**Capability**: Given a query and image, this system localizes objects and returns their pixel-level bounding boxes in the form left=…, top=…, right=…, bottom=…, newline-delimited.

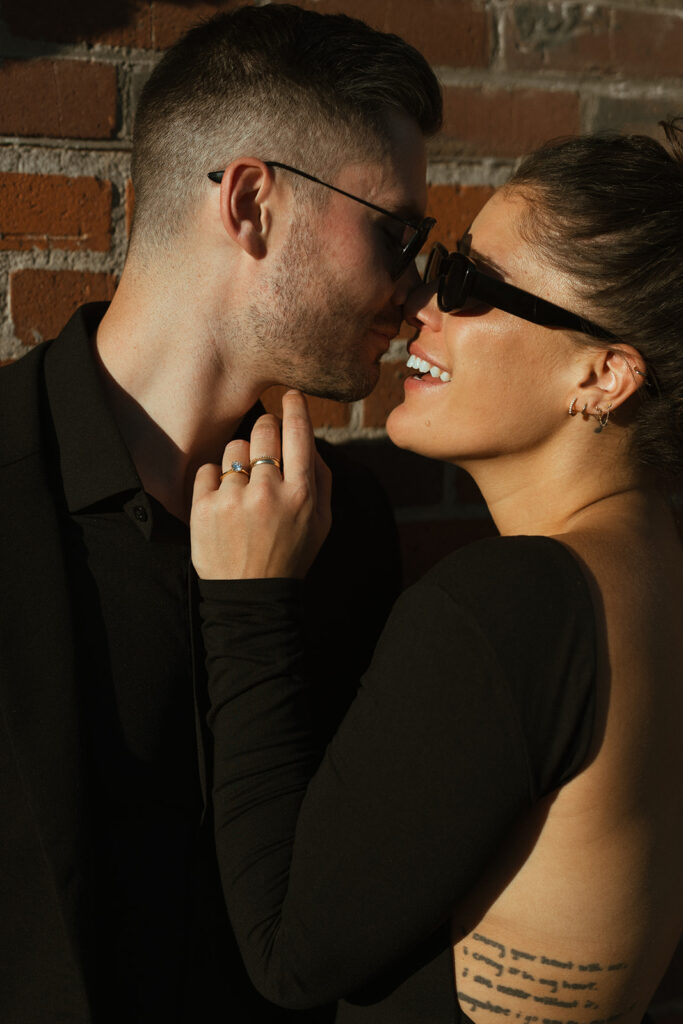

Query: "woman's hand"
left=191, top=390, right=332, bottom=580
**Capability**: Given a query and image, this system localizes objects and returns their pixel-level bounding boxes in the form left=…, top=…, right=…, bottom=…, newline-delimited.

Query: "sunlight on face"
left=386, top=189, right=586, bottom=466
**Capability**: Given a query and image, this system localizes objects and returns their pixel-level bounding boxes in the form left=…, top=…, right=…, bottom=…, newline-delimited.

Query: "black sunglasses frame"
left=208, top=161, right=435, bottom=280
left=425, top=242, right=617, bottom=342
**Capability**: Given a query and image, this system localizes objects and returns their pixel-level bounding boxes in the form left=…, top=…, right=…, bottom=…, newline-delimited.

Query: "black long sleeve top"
left=200, top=536, right=597, bottom=1021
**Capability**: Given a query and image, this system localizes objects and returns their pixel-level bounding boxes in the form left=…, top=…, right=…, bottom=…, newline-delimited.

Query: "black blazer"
left=0, top=313, right=402, bottom=1022
left=0, top=337, right=93, bottom=1020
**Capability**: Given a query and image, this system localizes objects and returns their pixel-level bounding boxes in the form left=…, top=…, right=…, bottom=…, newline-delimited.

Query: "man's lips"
left=370, top=323, right=401, bottom=342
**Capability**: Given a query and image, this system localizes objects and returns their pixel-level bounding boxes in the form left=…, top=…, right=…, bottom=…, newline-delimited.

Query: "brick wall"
left=0, top=0, right=681, bottom=1006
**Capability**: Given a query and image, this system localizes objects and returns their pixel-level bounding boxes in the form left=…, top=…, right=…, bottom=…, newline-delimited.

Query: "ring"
left=249, top=456, right=282, bottom=470
left=219, top=460, right=250, bottom=481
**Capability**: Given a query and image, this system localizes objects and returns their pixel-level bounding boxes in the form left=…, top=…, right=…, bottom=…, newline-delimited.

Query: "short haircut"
left=130, top=3, right=442, bottom=252
left=507, top=121, right=683, bottom=484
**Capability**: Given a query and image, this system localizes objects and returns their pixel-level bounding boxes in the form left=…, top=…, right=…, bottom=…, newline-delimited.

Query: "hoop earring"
left=593, top=402, right=612, bottom=434
left=568, top=397, right=578, bottom=416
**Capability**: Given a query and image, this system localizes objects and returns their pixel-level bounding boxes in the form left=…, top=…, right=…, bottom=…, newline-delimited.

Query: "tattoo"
left=511, top=948, right=537, bottom=962
left=510, top=968, right=537, bottom=982
left=473, top=933, right=507, bottom=958
left=498, top=986, right=531, bottom=1000
left=460, top=992, right=511, bottom=1015
left=473, top=952, right=504, bottom=978
left=460, top=933, right=632, bottom=1024
left=533, top=997, right=579, bottom=1009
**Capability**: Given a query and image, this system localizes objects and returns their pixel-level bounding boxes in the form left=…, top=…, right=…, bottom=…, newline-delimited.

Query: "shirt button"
left=133, top=505, right=148, bottom=522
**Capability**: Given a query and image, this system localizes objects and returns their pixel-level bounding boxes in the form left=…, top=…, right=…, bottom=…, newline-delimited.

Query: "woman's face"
left=386, top=188, right=589, bottom=465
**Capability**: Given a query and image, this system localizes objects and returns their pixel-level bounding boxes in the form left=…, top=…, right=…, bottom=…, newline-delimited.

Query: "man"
left=0, top=5, right=441, bottom=1021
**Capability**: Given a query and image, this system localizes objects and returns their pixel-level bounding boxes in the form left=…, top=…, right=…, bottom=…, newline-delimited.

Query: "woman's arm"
left=191, top=394, right=595, bottom=1009
left=200, top=572, right=532, bottom=1009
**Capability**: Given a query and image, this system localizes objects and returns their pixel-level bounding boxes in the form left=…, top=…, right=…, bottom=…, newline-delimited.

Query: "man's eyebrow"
left=381, top=201, right=424, bottom=223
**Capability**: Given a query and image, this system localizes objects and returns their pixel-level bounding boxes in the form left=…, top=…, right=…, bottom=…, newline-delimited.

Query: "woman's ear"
left=575, top=344, right=648, bottom=415
left=217, top=159, right=274, bottom=259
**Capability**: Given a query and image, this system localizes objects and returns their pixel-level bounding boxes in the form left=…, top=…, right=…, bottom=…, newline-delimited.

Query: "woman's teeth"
left=406, top=353, right=452, bottom=382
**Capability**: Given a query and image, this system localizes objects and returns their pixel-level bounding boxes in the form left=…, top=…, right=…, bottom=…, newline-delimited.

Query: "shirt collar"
left=44, top=303, right=142, bottom=514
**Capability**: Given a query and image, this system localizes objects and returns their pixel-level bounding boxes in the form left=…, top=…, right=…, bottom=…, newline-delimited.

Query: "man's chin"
left=299, top=364, right=380, bottom=404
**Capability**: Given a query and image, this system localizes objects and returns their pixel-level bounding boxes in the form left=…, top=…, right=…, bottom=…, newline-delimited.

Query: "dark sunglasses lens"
left=424, top=246, right=444, bottom=284
left=394, top=220, right=435, bottom=279
left=438, top=253, right=473, bottom=312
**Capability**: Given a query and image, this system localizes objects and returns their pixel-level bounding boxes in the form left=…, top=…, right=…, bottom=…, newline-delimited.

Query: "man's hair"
left=130, top=3, right=442, bottom=253
left=507, top=120, right=683, bottom=484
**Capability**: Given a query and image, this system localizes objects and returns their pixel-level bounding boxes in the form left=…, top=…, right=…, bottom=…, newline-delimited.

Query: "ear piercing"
left=593, top=403, right=613, bottom=433
left=569, top=398, right=589, bottom=416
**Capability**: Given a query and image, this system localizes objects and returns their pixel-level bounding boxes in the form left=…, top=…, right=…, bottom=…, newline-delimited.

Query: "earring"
left=568, top=397, right=578, bottom=416
left=593, top=403, right=612, bottom=433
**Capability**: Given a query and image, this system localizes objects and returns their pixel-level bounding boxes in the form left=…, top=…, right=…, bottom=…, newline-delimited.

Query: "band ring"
left=249, top=456, right=282, bottom=470
left=219, top=460, right=250, bottom=481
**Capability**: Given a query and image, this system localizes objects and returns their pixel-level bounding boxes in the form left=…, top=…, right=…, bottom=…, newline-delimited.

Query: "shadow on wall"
left=0, top=0, right=230, bottom=53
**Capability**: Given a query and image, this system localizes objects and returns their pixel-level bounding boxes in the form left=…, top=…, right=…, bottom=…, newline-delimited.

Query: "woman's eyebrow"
left=458, top=229, right=509, bottom=280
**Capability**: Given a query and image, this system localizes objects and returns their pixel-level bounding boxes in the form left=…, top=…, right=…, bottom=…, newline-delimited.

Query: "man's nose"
left=390, top=259, right=421, bottom=306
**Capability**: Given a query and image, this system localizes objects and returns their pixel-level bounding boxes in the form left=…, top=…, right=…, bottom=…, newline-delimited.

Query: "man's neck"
left=93, top=274, right=261, bottom=523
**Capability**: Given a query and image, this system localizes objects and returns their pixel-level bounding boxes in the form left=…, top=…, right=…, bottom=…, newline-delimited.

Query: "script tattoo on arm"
left=458, top=933, right=632, bottom=1024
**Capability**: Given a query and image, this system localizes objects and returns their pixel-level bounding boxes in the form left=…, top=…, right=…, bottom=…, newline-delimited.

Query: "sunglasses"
left=424, top=242, right=617, bottom=341
left=208, top=161, right=435, bottom=280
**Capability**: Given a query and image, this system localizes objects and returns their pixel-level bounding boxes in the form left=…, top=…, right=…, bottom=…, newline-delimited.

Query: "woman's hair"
left=130, top=4, right=442, bottom=254
left=506, top=121, right=683, bottom=484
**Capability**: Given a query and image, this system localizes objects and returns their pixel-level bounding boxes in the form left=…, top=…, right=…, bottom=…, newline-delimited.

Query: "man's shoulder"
left=0, top=342, right=52, bottom=468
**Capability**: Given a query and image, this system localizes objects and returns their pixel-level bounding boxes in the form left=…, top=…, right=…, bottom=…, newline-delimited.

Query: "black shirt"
left=40, top=305, right=402, bottom=1023
left=199, top=536, right=597, bottom=1022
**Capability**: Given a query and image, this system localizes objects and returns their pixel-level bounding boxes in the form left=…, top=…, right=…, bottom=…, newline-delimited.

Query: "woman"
left=191, top=126, right=683, bottom=1023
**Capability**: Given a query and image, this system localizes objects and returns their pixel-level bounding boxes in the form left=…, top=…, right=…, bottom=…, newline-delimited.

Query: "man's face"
left=244, top=115, right=428, bottom=402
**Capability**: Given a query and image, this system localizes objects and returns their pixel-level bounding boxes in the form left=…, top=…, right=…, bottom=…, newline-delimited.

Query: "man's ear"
left=575, top=344, right=648, bottom=415
left=217, top=158, right=274, bottom=259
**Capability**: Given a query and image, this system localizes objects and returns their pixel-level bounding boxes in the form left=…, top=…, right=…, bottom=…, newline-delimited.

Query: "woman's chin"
left=386, top=403, right=423, bottom=454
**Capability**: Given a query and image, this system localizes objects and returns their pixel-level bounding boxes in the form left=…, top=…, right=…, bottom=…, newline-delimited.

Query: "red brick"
left=260, top=385, right=351, bottom=429
left=0, top=173, right=111, bottom=252
left=426, top=184, right=496, bottom=251
left=591, top=97, right=678, bottom=139
left=505, top=4, right=683, bottom=79
left=10, top=270, right=117, bottom=347
left=126, top=180, right=135, bottom=239
left=504, top=4, right=612, bottom=74
left=150, top=2, right=245, bottom=50
left=362, top=359, right=411, bottom=428
left=612, top=8, right=683, bottom=79
left=0, top=60, right=117, bottom=140
left=0, top=0, right=153, bottom=47
left=434, top=86, right=580, bottom=160
left=275, top=0, right=492, bottom=67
